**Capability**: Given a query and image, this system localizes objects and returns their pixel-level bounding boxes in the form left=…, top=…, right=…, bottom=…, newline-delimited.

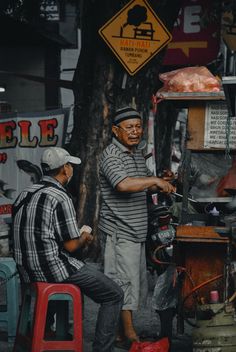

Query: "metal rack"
left=155, top=90, right=227, bottom=224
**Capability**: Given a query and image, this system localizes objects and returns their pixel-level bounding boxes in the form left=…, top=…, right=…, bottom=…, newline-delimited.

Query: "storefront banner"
left=0, top=108, right=69, bottom=220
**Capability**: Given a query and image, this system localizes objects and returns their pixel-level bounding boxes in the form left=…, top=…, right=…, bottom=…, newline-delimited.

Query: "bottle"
left=210, top=290, right=219, bottom=304
left=208, top=206, right=220, bottom=226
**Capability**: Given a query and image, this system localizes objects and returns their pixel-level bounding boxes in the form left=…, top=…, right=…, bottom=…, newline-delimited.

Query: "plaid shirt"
left=13, top=176, right=84, bottom=283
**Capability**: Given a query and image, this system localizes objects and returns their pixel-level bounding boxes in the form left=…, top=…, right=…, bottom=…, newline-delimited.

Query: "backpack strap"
left=12, top=183, right=49, bottom=218
left=12, top=181, right=70, bottom=218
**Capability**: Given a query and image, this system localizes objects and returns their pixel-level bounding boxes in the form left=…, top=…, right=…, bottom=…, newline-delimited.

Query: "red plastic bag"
left=158, top=66, right=221, bottom=93
left=129, top=338, right=169, bottom=352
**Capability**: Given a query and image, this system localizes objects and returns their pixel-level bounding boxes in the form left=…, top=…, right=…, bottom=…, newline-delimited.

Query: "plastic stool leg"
left=14, top=282, right=83, bottom=352
left=18, top=290, right=32, bottom=336
left=31, top=285, right=49, bottom=352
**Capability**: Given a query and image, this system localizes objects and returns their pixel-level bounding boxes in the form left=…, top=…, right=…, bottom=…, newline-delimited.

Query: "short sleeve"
left=101, top=153, right=128, bottom=188
left=54, top=197, right=80, bottom=242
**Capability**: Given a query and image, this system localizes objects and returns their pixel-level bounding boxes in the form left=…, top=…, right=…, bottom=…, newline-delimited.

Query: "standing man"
left=12, top=147, right=124, bottom=352
left=98, top=107, right=176, bottom=347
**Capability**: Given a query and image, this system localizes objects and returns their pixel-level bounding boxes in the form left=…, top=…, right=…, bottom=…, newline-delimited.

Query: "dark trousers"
left=64, top=264, right=124, bottom=352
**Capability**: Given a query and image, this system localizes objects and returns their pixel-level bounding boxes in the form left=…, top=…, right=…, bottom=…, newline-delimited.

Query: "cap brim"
left=68, top=156, right=81, bottom=165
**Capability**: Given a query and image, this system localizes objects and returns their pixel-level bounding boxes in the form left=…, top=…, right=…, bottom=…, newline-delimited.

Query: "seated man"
left=12, top=147, right=124, bottom=352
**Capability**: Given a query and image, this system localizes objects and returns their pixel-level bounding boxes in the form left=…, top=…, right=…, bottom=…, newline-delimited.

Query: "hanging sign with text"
left=0, top=109, right=69, bottom=220
left=204, top=102, right=236, bottom=149
left=163, top=0, right=220, bottom=66
left=99, top=0, right=172, bottom=75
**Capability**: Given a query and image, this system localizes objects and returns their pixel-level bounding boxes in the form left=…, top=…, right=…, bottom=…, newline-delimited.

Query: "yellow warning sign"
left=99, top=0, right=172, bottom=76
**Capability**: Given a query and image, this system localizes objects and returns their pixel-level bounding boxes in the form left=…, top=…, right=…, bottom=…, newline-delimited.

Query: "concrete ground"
left=0, top=264, right=193, bottom=352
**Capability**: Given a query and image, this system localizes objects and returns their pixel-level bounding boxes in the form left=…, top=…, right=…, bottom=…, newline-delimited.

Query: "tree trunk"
left=155, top=101, right=179, bottom=173
left=69, top=0, right=181, bottom=235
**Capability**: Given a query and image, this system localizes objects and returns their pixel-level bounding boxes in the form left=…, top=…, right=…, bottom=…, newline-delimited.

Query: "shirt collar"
left=42, top=175, right=65, bottom=190
left=112, top=137, right=137, bottom=154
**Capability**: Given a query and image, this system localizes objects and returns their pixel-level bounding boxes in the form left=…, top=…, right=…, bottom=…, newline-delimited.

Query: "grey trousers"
left=103, top=233, right=148, bottom=310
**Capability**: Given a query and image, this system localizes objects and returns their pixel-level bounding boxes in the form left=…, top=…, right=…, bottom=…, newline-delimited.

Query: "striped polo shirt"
left=99, top=138, right=152, bottom=242
left=13, top=176, right=84, bottom=283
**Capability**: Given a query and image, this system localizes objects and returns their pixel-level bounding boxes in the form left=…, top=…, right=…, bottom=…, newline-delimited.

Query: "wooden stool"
left=13, top=282, right=83, bottom=352
left=0, top=257, right=19, bottom=342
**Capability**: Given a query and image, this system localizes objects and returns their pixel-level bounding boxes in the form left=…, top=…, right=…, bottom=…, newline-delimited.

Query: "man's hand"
left=63, top=225, right=93, bottom=252
left=155, top=178, right=176, bottom=194
left=80, top=225, right=93, bottom=247
left=162, top=169, right=175, bottom=182
left=80, top=231, right=94, bottom=246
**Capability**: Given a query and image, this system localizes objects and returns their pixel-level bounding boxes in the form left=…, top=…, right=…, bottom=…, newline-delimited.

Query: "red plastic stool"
left=13, top=282, right=83, bottom=352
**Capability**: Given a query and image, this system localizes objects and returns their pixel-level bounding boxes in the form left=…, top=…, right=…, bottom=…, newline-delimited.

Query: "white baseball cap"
left=41, top=147, right=81, bottom=172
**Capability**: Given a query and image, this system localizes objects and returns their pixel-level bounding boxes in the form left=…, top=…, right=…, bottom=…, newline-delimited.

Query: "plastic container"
left=208, top=206, right=220, bottom=226
left=210, top=290, right=219, bottom=303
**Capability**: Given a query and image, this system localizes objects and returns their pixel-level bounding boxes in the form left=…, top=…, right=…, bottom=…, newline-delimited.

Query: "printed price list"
left=204, top=102, right=236, bottom=149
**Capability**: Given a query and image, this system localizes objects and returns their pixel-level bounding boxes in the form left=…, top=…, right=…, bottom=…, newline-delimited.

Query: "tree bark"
left=69, top=0, right=181, bottom=234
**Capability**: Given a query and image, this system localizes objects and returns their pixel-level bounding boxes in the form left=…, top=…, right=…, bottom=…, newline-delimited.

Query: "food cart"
left=155, top=89, right=236, bottom=350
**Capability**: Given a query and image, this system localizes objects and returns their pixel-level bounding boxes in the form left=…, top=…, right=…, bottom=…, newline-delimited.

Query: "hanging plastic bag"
left=129, top=337, right=169, bottom=352
left=152, top=265, right=179, bottom=311
left=158, top=66, right=221, bottom=93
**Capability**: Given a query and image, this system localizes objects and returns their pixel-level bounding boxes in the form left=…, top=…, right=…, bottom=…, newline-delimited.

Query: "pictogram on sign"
left=99, top=0, right=172, bottom=76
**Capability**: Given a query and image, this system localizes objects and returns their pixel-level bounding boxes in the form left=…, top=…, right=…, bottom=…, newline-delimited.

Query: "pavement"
left=0, top=264, right=193, bottom=352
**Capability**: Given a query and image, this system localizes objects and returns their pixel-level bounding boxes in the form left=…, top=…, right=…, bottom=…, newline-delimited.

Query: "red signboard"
left=163, top=0, right=221, bottom=66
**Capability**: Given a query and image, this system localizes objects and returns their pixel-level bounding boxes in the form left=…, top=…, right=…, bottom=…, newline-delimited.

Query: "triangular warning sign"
left=99, top=0, right=172, bottom=75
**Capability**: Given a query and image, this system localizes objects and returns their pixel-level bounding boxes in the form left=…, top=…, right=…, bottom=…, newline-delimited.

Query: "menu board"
left=204, top=102, right=236, bottom=149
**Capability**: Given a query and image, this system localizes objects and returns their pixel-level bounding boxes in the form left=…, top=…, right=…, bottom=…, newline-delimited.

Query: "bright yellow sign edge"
left=99, top=0, right=172, bottom=76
